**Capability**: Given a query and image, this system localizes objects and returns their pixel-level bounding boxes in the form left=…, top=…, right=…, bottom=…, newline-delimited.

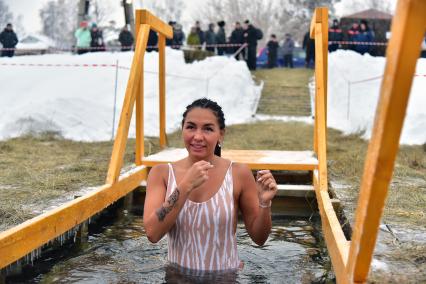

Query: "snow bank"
left=0, top=49, right=261, bottom=141
left=328, top=50, right=426, bottom=145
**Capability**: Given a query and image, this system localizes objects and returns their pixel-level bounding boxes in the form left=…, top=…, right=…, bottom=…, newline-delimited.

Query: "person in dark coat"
left=216, top=21, right=226, bottom=55
left=243, top=20, right=261, bottom=70
left=147, top=30, right=158, bottom=52
left=328, top=19, right=343, bottom=52
left=230, top=22, right=245, bottom=59
left=303, top=31, right=315, bottom=68
left=90, top=23, right=105, bottom=52
left=347, top=22, right=360, bottom=51
left=172, top=23, right=185, bottom=49
left=118, top=26, right=134, bottom=51
left=204, top=23, right=216, bottom=53
left=354, top=20, right=374, bottom=55
left=282, top=33, right=295, bottom=68
left=0, top=23, right=19, bottom=57
left=267, top=34, right=279, bottom=68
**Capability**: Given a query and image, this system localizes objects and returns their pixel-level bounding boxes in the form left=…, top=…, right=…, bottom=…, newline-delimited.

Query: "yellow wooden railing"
left=311, top=1, right=426, bottom=283
left=0, top=10, right=172, bottom=269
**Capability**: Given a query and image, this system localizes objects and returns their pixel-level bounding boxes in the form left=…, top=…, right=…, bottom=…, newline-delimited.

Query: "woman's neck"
left=187, top=155, right=217, bottom=166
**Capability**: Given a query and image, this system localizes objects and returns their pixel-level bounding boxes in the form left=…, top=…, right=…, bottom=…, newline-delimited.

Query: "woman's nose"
left=193, top=130, right=203, bottom=140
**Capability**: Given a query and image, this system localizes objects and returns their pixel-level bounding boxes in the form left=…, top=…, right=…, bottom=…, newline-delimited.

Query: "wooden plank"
left=314, top=171, right=350, bottom=284
left=276, top=184, right=315, bottom=198
left=0, top=166, right=147, bottom=269
left=159, top=34, right=167, bottom=148
left=139, top=10, right=173, bottom=38
left=135, top=11, right=144, bottom=166
left=314, top=22, right=328, bottom=192
left=106, top=25, right=150, bottom=184
left=347, top=1, right=426, bottom=282
left=141, top=148, right=318, bottom=170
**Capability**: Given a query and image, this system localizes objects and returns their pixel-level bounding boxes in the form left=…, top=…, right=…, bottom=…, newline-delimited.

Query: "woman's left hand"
left=256, top=170, right=278, bottom=204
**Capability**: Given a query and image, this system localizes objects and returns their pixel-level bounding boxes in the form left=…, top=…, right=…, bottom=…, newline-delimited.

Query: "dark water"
left=7, top=199, right=333, bottom=283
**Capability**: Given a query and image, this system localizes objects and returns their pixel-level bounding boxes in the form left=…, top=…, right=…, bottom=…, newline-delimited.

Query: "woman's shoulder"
left=148, top=163, right=169, bottom=178
left=230, top=162, right=252, bottom=177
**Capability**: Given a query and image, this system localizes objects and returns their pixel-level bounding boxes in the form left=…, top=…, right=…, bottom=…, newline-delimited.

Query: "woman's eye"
left=205, top=127, right=213, bottom=132
left=185, top=125, right=194, bottom=129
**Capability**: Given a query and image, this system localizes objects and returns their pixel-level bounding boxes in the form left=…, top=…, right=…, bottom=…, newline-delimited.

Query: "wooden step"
left=142, top=148, right=318, bottom=171
left=276, top=184, right=315, bottom=198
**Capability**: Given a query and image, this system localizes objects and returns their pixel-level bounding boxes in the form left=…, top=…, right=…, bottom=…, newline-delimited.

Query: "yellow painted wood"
left=347, top=1, right=426, bottom=282
left=139, top=10, right=173, bottom=38
left=314, top=172, right=350, bottom=284
left=314, top=22, right=328, bottom=192
left=0, top=166, right=147, bottom=269
left=141, top=148, right=318, bottom=171
left=135, top=11, right=144, bottom=166
left=159, top=34, right=167, bottom=148
left=106, top=25, right=150, bottom=184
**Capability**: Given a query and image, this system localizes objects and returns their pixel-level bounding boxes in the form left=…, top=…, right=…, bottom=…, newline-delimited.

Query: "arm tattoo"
left=156, top=187, right=180, bottom=221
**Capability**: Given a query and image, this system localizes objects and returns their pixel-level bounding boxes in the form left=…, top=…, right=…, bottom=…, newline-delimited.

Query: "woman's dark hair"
left=182, top=98, right=225, bottom=156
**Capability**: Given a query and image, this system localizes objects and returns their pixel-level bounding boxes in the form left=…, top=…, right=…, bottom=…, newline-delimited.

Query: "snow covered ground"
left=328, top=50, right=426, bottom=145
left=0, top=49, right=424, bottom=145
left=0, top=49, right=261, bottom=141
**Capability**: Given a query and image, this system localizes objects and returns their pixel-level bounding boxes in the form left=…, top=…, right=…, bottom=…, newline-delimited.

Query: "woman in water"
left=143, top=98, right=278, bottom=271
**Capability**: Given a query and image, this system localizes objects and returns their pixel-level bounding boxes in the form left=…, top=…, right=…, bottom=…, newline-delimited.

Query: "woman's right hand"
left=179, top=161, right=214, bottom=193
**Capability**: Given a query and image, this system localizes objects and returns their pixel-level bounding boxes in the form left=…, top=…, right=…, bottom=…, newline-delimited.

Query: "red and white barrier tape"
left=328, top=40, right=388, bottom=46
left=0, top=43, right=245, bottom=52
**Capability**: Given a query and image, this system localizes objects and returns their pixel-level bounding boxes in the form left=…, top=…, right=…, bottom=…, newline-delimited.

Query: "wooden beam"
left=314, top=22, right=328, bottom=191
left=139, top=9, right=173, bottom=38
left=159, top=34, right=167, bottom=148
left=135, top=12, right=145, bottom=166
left=314, top=172, right=350, bottom=284
left=347, top=0, right=426, bottom=282
left=0, top=166, right=147, bottom=269
left=106, top=25, right=150, bottom=184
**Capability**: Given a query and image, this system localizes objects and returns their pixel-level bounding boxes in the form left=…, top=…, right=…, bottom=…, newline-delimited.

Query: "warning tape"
left=0, top=43, right=245, bottom=52
left=328, top=40, right=388, bottom=46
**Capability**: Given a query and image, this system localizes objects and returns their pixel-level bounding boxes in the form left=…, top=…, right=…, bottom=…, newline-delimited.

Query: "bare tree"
left=40, top=0, right=77, bottom=47
left=0, top=0, right=25, bottom=36
left=340, top=0, right=393, bottom=14
left=193, top=0, right=338, bottom=46
left=143, top=0, right=186, bottom=23
left=89, top=0, right=113, bottom=26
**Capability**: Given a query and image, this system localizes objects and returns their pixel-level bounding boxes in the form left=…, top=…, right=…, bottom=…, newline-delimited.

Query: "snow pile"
left=0, top=49, right=261, bottom=141
left=328, top=50, right=426, bottom=145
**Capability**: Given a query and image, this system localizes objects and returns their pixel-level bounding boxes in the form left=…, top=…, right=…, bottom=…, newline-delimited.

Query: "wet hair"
left=182, top=98, right=225, bottom=156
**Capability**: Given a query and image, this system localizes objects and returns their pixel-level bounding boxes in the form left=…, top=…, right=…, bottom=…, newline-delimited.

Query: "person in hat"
left=74, top=21, right=91, bottom=55
left=172, top=23, right=185, bottom=49
left=0, top=23, right=19, bottom=57
left=243, top=20, right=262, bottom=70
left=90, top=23, right=105, bottom=52
left=328, top=19, right=343, bottom=52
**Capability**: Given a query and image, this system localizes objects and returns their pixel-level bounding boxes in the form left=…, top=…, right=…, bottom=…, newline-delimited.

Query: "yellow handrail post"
left=135, top=10, right=145, bottom=166
left=159, top=34, right=167, bottom=148
left=346, top=1, right=426, bottom=282
left=106, top=25, right=150, bottom=184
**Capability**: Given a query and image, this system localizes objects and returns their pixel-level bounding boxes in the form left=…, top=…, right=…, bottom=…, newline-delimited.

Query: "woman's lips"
left=190, top=144, right=206, bottom=151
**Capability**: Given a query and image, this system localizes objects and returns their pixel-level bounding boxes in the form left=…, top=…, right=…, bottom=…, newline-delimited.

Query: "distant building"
left=340, top=8, right=392, bottom=56
left=15, top=34, right=57, bottom=56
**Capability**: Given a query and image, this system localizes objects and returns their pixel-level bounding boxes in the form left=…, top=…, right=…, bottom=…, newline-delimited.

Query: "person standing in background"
left=204, top=23, right=216, bottom=53
left=303, top=31, right=315, bottom=68
left=75, top=21, right=91, bottom=55
left=90, top=23, right=105, bottom=52
left=230, top=22, right=245, bottom=60
left=266, top=34, right=279, bottom=68
left=0, top=23, right=18, bottom=57
left=216, top=21, right=226, bottom=55
left=282, top=33, right=295, bottom=68
left=347, top=22, right=360, bottom=51
left=328, top=19, right=343, bottom=52
left=118, top=25, right=134, bottom=51
left=243, top=20, right=262, bottom=70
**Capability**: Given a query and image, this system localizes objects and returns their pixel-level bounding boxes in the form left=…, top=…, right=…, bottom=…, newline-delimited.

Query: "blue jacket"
left=354, top=30, right=374, bottom=55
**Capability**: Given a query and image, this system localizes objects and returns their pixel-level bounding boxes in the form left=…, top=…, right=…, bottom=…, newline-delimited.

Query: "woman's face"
left=182, top=107, right=224, bottom=160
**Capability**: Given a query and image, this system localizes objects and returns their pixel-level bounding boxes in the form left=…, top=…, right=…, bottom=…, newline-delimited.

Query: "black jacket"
left=243, top=25, right=258, bottom=47
left=230, top=27, right=244, bottom=44
left=118, top=30, right=134, bottom=47
left=0, top=29, right=18, bottom=48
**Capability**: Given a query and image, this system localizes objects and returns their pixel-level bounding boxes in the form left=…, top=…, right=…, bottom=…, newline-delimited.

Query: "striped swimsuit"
left=166, top=162, right=240, bottom=271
